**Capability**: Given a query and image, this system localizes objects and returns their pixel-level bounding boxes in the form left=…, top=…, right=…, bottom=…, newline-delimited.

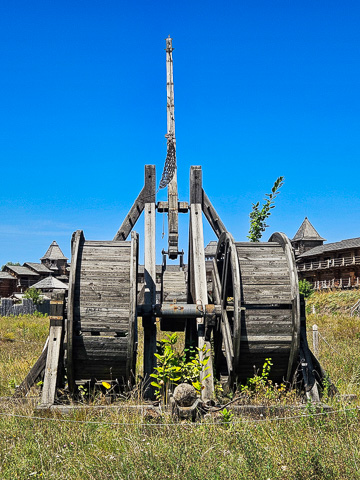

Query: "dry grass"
left=1, top=295, right=360, bottom=479
left=0, top=314, right=49, bottom=396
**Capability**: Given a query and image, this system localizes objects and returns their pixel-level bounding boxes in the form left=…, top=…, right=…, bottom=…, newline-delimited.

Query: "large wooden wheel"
left=66, top=230, right=138, bottom=391
left=214, top=231, right=300, bottom=388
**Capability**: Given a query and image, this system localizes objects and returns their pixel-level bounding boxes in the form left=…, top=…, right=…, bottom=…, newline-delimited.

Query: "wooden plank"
left=236, top=243, right=282, bottom=248
left=41, top=324, right=63, bottom=407
left=67, top=230, right=84, bottom=393
left=240, top=335, right=293, bottom=343
left=113, top=187, right=145, bottom=241
left=143, top=168, right=157, bottom=397
left=77, top=288, right=130, bottom=297
left=242, top=284, right=291, bottom=295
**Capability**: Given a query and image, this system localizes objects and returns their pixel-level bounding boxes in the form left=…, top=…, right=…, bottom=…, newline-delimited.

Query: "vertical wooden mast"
left=165, top=36, right=179, bottom=259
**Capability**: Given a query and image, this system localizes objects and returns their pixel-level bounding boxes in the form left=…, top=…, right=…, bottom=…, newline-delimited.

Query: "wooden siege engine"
left=19, top=37, right=327, bottom=407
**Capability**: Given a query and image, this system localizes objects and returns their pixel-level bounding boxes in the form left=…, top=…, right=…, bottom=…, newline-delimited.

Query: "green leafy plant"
left=23, top=287, right=43, bottom=306
left=247, top=176, right=284, bottom=242
left=240, top=358, right=291, bottom=402
left=150, top=333, right=211, bottom=403
left=220, top=407, right=234, bottom=426
left=299, top=279, right=314, bottom=299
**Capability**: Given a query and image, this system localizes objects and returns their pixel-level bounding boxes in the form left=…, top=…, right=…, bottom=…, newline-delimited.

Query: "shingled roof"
left=24, top=262, right=53, bottom=274
left=31, top=276, right=69, bottom=290
left=292, top=217, right=326, bottom=242
left=0, top=272, right=16, bottom=280
left=299, top=237, right=360, bottom=258
left=40, top=241, right=68, bottom=261
left=4, top=265, right=40, bottom=277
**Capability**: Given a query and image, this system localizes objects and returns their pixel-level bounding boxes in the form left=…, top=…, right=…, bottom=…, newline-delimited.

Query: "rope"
left=0, top=407, right=358, bottom=427
left=158, top=136, right=176, bottom=190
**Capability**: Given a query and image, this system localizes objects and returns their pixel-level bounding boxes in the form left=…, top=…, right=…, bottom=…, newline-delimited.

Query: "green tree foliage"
left=299, top=279, right=314, bottom=298
left=23, top=287, right=43, bottom=305
left=247, top=176, right=284, bottom=242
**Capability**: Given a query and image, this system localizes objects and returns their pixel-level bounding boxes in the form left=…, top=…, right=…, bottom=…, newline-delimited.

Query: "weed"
left=150, top=333, right=210, bottom=403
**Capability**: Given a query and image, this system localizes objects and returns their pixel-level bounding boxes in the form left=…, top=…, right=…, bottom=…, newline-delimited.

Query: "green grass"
left=1, top=295, right=360, bottom=479
left=307, top=289, right=360, bottom=315
left=0, top=314, right=49, bottom=396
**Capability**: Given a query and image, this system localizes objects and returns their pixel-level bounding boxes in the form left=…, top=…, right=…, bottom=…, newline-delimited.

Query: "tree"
left=299, top=279, right=313, bottom=299
left=247, top=176, right=284, bottom=242
left=23, top=287, right=43, bottom=305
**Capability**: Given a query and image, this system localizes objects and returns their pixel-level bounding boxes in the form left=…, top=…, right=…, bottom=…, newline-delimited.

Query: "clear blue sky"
left=1, top=0, right=359, bottom=266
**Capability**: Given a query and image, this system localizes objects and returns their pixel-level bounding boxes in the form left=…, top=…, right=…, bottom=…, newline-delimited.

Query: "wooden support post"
left=299, top=295, right=320, bottom=402
left=165, top=37, right=179, bottom=259
left=189, top=166, right=215, bottom=402
left=66, top=229, right=84, bottom=393
left=40, top=291, right=65, bottom=407
left=312, top=324, right=319, bottom=358
left=143, top=165, right=157, bottom=398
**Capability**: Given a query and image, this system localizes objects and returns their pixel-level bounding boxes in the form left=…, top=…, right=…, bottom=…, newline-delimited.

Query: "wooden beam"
left=67, top=229, right=84, bottom=393
left=189, top=166, right=215, bottom=401
left=113, top=187, right=145, bottom=241
left=40, top=292, right=65, bottom=407
left=113, top=165, right=155, bottom=241
left=128, top=232, right=139, bottom=379
left=157, top=201, right=189, bottom=213
left=202, top=189, right=227, bottom=238
left=143, top=166, right=157, bottom=398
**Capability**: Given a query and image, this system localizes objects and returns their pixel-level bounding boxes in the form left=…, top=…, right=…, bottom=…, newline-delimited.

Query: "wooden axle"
left=137, top=303, right=221, bottom=318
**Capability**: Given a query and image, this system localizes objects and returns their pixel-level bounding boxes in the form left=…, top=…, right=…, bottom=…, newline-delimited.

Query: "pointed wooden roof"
left=31, top=276, right=68, bottom=290
left=40, top=241, right=68, bottom=261
left=292, top=217, right=326, bottom=242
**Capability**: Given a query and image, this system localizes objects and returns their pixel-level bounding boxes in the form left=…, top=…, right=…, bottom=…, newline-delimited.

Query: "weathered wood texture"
left=215, top=234, right=300, bottom=386
left=143, top=179, right=157, bottom=395
left=160, top=268, right=187, bottom=331
left=202, top=189, right=227, bottom=238
left=189, top=166, right=215, bottom=400
left=113, top=165, right=155, bottom=241
left=68, top=234, right=138, bottom=385
left=41, top=292, right=65, bottom=407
